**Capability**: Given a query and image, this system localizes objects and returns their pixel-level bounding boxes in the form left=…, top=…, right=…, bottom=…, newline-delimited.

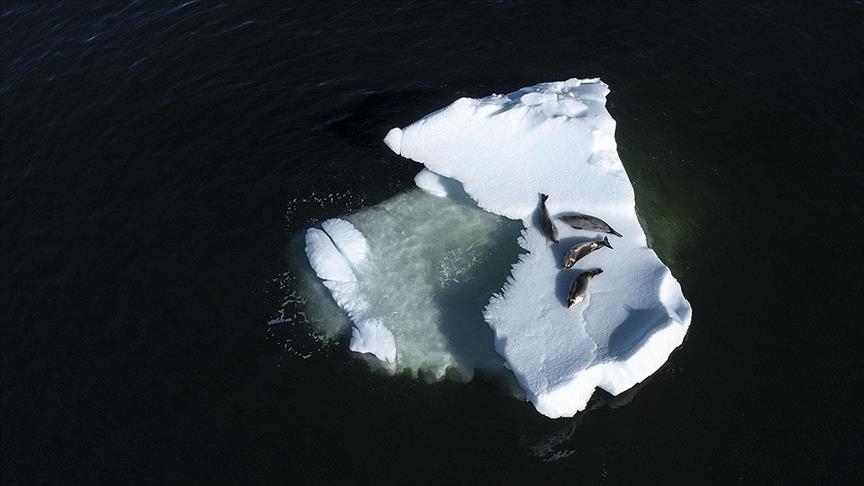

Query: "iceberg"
left=305, top=78, right=691, bottom=418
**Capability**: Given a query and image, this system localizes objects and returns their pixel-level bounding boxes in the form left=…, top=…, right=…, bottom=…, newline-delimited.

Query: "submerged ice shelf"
left=304, top=190, right=523, bottom=379
left=305, top=78, right=692, bottom=418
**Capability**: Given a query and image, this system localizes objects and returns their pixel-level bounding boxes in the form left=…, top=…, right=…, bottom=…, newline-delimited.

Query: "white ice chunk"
left=304, top=228, right=356, bottom=282
left=558, top=98, right=589, bottom=117
left=321, top=218, right=368, bottom=266
left=520, top=92, right=557, bottom=106
left=386, top=77, right=692, bottom=418
left=320, top=280, right=396, bottom=365
left=413, top=168, right=469, bottom=199
left=305, top=221, right=394, bottom=365
left=383, top=127, right=403, bottom=153
left=349, top=318, right=397, bottom=363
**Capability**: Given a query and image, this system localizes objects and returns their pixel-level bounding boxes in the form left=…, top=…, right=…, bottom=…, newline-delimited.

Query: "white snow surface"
left=304, top=228, right=356, bottom=282
left=385, top=78, right=692, bottom=418
left=321, top=218, right=368, bottom=266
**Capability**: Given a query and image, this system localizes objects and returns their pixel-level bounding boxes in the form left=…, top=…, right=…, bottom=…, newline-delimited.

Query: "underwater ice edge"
left=307, top=78, right=691, bottom=418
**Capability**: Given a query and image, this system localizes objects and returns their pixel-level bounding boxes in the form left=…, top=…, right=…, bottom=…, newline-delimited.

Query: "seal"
left=538, top=193, right=559, bottom=243
left=558, top=213, right=622, bottom=237
left=562, top=236, right=612, bottom=270
left=567, top=268, right=603, bottom=308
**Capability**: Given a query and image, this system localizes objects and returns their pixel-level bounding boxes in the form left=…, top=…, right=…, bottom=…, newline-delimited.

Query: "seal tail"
left=610, top=228, right=623, bottom=238
left=540, top=193, right=549, bottom=203
left=602, top=236, right=613, bottom=249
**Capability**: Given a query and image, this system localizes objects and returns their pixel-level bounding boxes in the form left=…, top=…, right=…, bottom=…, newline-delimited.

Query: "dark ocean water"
left=2, top=1, right=863, bottom=483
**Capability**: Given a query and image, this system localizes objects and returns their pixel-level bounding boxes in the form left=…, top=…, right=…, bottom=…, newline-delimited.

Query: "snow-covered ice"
left=304, top=228, right=356, bottom=282
left=306, top=78, right=691, bottom=418
left=305, top=220, right=397, bottom=364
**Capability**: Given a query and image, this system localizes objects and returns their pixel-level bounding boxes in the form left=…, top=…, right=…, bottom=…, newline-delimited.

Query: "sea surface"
left=2, top=2, right=862, bottom=483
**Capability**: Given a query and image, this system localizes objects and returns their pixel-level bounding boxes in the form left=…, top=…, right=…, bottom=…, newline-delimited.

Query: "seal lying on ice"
left=562, top=236, right=612, bottom=270
left=538, top=193, right=559, bottom=243
left=559, top=213, right=622, bottom=238
left=567, top=268, right=603, bottom=308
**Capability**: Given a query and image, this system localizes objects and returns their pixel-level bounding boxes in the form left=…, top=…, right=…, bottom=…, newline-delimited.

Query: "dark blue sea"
left=2, top=1, right=862, bottom=483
